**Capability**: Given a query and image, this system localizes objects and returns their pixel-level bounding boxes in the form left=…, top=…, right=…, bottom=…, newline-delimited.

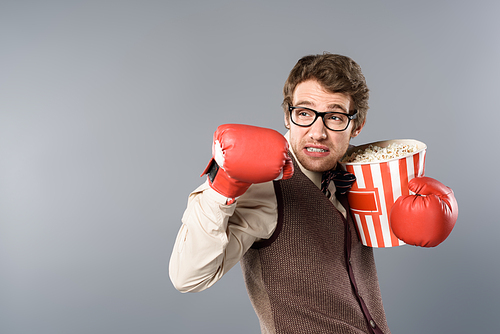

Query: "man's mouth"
left=306, top=147, right=328, bottom=153
left=303, top=145, right=330, bottom=157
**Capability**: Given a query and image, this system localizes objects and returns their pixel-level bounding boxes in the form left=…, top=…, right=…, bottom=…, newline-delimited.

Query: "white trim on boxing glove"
left=213, top=140, right=225, bottom=170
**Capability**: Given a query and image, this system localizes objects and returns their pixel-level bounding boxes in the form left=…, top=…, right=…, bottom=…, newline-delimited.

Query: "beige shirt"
left=169, top=132, right=346, bottom=293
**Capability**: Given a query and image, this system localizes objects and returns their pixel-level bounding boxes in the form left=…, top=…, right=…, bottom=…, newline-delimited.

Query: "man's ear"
left=350, top=119, right=366, bottom=138
left=284, top=113, right=290, bottom=129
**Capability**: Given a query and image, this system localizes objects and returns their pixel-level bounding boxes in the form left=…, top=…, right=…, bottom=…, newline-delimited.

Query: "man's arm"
left=170, top=123, right=293, bottom=292
left=169, top=180, right=277, bottom=293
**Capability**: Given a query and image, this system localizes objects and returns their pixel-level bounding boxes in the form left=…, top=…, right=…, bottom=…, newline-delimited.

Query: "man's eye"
left=297, top=110, right=313, bottom=117
left=327, top=114, right=341, bottom=121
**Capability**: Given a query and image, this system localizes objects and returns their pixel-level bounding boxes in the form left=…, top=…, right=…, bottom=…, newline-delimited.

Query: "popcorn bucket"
left=340, top=139, right=427, bottom=248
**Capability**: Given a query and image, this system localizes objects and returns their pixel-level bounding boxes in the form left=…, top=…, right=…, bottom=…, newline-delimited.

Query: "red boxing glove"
left=202, top=124, right=294, bottom=202
left=390, top=177, right=458, bottom=247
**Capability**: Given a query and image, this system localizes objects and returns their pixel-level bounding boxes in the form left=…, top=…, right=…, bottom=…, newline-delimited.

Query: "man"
left=170, top=53, right=457, bottom=333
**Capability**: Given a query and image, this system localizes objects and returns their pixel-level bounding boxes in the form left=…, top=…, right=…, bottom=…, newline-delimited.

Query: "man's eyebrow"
left=327, top=104, right=348, bottom=112
left=294, top=101, right=348, bottom=112
left=294, top=100, right=314, bottom=107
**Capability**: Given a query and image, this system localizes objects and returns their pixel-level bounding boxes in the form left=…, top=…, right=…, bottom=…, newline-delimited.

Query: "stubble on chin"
left=294, top=150, right=338, bottom=173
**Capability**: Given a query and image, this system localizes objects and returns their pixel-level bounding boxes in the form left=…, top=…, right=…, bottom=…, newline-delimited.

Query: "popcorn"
left=342, top=143, right=418, bottom=163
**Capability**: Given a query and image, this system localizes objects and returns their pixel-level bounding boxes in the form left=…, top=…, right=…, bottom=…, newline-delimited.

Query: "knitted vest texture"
left=241, top=159, right=391, bottom=334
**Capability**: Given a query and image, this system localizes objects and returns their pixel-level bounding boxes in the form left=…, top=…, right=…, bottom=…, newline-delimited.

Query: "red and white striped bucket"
left=340, top=139, right=427, bottom=248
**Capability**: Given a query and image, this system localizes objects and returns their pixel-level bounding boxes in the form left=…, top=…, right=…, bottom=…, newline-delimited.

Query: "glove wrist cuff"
left=203, top=159, right=251, bottom=200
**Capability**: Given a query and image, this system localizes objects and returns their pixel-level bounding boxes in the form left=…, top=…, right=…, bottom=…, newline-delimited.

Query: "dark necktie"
left=321, top=169, right=356, bottom=195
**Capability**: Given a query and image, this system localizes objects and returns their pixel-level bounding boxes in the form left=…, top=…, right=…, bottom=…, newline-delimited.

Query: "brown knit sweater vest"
left=241, top=158, right=391, bottom=334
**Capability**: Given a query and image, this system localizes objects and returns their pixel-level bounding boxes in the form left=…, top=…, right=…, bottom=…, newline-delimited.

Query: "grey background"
left=1, top=1, right=499, bottom=333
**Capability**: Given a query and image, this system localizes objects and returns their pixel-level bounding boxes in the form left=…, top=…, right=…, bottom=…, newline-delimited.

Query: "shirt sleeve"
left=169, top=180, right=277, bottom=293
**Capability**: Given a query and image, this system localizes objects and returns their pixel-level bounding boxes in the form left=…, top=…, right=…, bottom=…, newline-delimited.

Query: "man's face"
left=285, top=79, right=364, bottom=172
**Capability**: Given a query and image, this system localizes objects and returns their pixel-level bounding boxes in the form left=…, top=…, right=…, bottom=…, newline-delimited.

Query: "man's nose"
left=309, top=116, right=327, bottom=140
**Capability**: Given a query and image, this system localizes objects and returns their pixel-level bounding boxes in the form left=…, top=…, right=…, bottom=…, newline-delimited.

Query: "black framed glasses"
left=288, top=106, right=358, bottom=132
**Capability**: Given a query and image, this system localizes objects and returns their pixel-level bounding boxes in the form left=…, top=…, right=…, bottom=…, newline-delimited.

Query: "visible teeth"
left=307, top=147, right=327, bottom=152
